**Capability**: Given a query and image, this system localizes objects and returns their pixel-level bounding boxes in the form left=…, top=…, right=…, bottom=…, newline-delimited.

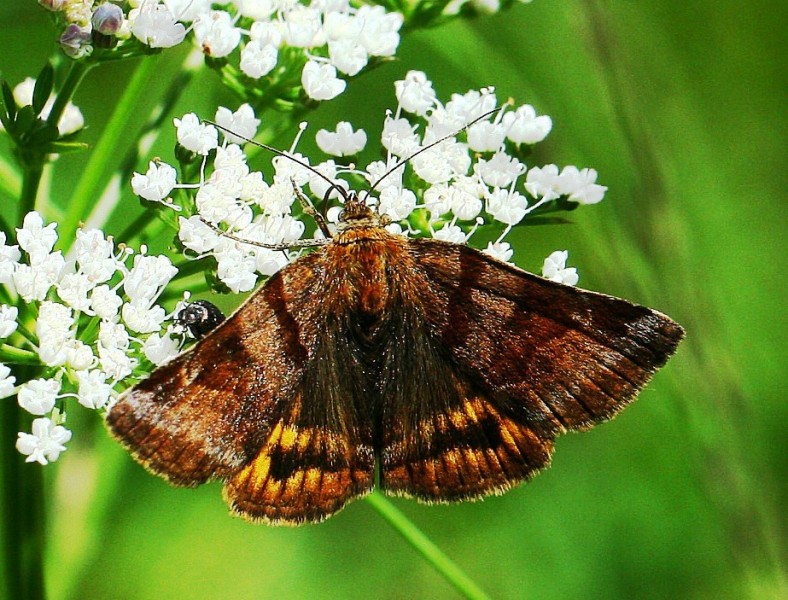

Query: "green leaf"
left=32, top=62, right=54, bottom=116
left=14, top=105, right=36, bottom=135
left=26, top=122, right=60, bottom=147
left=1, top=80, right=16, bottom=122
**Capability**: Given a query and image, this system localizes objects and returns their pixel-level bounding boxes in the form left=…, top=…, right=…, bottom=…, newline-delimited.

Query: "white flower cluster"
left=45, top=0, right=403, bottom=102
left=1, top=213, right=181, bottom=464
left=132, top=73, right=604, bottom=292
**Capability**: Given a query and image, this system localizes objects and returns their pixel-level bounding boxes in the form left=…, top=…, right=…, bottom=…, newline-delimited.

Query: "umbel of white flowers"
left=4, top=71, right=602, bottom=465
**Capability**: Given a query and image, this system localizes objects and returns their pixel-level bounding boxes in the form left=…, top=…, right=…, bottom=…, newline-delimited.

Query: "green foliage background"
left=0, top=1, right=784, bottom=599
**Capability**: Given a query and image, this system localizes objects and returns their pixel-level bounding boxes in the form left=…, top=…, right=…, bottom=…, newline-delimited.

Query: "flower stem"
left=365, top=492, right=492, bottom=600
left=1, top=398, right=47, bottom=600
left=60, top=57, right=160, bottom=246
left=45, top=61, right=91, bottom=132
left=19, top=163, right=44, bottom=224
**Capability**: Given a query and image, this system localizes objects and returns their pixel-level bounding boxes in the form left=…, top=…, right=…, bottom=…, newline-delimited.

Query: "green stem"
left=1, top=398, right=47, bottom=600
left=60, top=57, right=159, bottom=246
left=365, top=492, right=492, bottom=600
left=45, top=62, right=91, bottom=132
left=19, top=164, right=44, bottom=223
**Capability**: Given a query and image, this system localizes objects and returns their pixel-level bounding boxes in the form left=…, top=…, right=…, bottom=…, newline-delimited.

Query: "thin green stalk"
left=19, top=164, right=43, bottom=223
left=45, top=62, right=91, bottom=132
left=60, top=57, right=160, bottom=245
left=1, top=396, right=47, bottom=600
left=365, top=492, right=493, bottom=600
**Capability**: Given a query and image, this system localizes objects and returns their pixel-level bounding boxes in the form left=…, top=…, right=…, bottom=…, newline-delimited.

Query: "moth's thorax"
left=324, top=225, right=416, bottom=317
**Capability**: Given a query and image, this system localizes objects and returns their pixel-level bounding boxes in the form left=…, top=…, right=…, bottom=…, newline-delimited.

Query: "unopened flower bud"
left=59, top=24, right=93, bottom=59
left=92, top=3, right=124, bottom=35
left=38, top=0, right=66, bottom=11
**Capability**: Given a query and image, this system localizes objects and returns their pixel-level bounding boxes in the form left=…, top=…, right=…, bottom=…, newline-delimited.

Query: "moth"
left=108, top=121, right=685, bottom=525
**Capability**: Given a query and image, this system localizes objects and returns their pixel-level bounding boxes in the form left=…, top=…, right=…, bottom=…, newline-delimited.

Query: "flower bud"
left=59, top=24, right=93, bottom=59
left=92, top=3, right=124, bottom=35
left=38, top=0, right=66, bottom=11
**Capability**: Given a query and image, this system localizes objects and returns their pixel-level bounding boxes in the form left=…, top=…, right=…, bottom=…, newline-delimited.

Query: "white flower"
left=130, top=1, right=187, bottom=48
left=316, top=122, right=367, bottom=156
left=423, top=184, right=452, bottom=219
left=474, top=151, right=525, bottom=188
left=467, top=120, right=506, bottom=153
left=18, top=378, right=61, bottom=415
left=483, top=241, right=514, bottom=263
left=193, top=10, right=241, bottom=58
left=98, top=320, right=130, bottom=351
left=248, top=19, right=281, bottom=46
left=233, top=0, right=276, bottom=20
left=378, top=186, right=417, bottom=221
left=16, top=417, right=72, bottom=465
left=90, top=285, right=123, bottom=321
left=328, top=39, right=368, bottom=76
left=256, top=182, right=297, bottom=216
left=178, top=215, right=220, bottom=254
left=240, top=39, right=278, bottom=78
left=306, top=160, right=339, bottom=201
left=524, top=164, right=562, bottom=201
left=131, top=161, right=177, bottom=202
left=16, top=211, right=58, bottom=262
left=412, top=140, right=470, bottom=185
left=395, top=71, right=436, bottom=117
left=281, top=7, right=324, bottom=48
left=122, top=301, right=167, bottom=334
left=36, top=301, right=74, bottom=346
left=444, top=89, right=498, bottom=125
left=76, top=370, right=114, bottom=409
left=0, top=363, right=16, bottom=398
left=0, top=305, right=18, bottom=338
left=557, top=166, right=607, bottom=205
left=174, top=113, right=218, bottom=155
left=56, top=273, right=94, bottom=312
left=142, top=331, right=180, bottom=365
left=13, top=253, right=67, bottom=302
left=65, top=339, right=95, bottom=371
left=0, top=233, right=21, bottom=284
left=380, top=116, right=419, bottom=158
left=542, top=250, right=579, bottom=286
left=503, top=104, right=552, bottom=145
left=357, top=5, right=402, bottom=57
left=214, top=242, right=258, bottom=292
left=448, top=181, right=483, bottom=220
left=214, top=104, right=260, bottom=145
left=36, top=301, right=76, bottom=366
left=433, top=224, right=467, bottom=243
left=74, top=229, right=118, bottom=284
left=486, top=188, right=528, bottom=226
left=164, top=0, right=211, bottom=21
left=98, top=345, right=136, bottom=381
left=123, top=253, right=178, bottom=305
left=302, top=61, right=346, bottom=101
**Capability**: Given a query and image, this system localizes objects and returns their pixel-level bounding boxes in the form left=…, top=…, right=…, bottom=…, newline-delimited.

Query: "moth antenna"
left=363, top=105, right=505, bottom=203
left=198, top=216, right=329, bottom=250
left=205, top=120, right=351, bottom=205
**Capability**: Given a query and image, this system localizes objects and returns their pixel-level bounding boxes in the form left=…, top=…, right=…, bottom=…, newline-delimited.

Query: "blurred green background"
left=0, top=1, right=785, bottom=599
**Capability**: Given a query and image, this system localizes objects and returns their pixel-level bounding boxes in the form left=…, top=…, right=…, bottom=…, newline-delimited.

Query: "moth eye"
left=176, top=300, right=226, bottom=340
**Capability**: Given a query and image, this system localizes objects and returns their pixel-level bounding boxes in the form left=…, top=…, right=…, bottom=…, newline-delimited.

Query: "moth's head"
left=337, top=192, right=389, bottom=229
